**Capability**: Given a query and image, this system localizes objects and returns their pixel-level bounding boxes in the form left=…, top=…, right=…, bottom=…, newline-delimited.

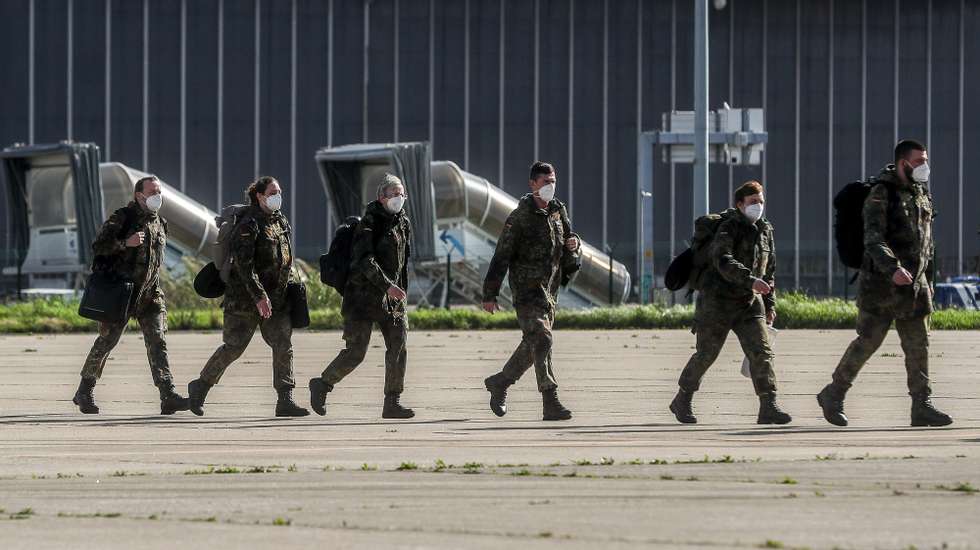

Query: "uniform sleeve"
left=231, top=219, right=267, bottom=304
left=863, top=184, right=900, bottom=274
left=559, top=205, right=582, bottom=285
left=399, top=220, right=411, bottom=290
left=482, top=212, right=521, bottom=302
left=91, top=209, right=129, bottom=256
left=763, top=226, right=776, bottom=312
left=711, top=222, right=755, bottom=290
left=352, top=212, right=396, bottom=293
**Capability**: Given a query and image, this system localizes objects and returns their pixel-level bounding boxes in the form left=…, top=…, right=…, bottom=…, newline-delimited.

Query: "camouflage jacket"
left=701, top=209, right=776, bottom=313
left=482, top=194, right=581, bottom=309
left=91, top=201, right=167, bottom=312
left=857, top=165, right=934, bottom=319
left=342, top=201, right=411, bottom=321
left=224, top=205, right=295, bottom=313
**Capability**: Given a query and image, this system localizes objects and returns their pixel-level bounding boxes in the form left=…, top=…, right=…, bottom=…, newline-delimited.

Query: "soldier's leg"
left=136, top=303, right=174, bottom=388
left=80, top=321, right=127, bottom=381
left=515, top=307, right=557, bottom=392
left=894, top=315, right=931, bottom=397
left=258, top=310, right=296, bottom=391
left=260, top=310, right=308, bottom=416
left=677, top=322, right=730, bottom=393
left=830, top=310, right=892, bottom=391
left=320, top=319, right=373, bottom=388
left=378, top=316, right=408, bottom=396
left=199, top=310, right=259, bottom=386
left=731, top=313, right=776, bottom=396
left=499, top=340, right=534, bottom=383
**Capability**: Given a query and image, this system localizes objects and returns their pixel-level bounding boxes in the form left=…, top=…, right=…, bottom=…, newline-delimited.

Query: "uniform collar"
left=521, top=193, right=557, bottom=215
left=127, top=200, right=158, bottom=221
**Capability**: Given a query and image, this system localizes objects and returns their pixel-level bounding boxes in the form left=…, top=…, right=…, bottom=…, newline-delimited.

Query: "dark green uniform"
left=319, top=200, right=411, bottom=395
left=199, top=205, right=297, bottom=390
left=678, top=209, right=778, bottom=396
left=832, top=165, right=934, bottom=397
left=81, top=201, right=174, bottom=388
left=482, top=194, right=581, bottom=392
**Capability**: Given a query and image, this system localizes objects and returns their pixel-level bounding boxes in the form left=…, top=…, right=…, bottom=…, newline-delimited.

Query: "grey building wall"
left=1, top=0, right=978, bottom=297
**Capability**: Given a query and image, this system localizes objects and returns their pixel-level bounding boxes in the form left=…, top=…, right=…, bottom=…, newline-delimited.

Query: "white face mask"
left=910, top=162, right=930, bottom=184
left=144, top=193, right=163, bottom=212
left=536, top=183, right=556, bottom=202
left=264, top=193, right=283, bottom=212
left=741, top=203, right=764, bottom=223
left=384, top=195, right=406, bottom=214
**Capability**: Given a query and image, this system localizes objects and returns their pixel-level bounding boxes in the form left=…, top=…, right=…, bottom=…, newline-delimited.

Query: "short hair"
left=528, top=161, right=555, bottom=181
left=246, top=176, right=279, bottom=205
left=134, top=176, right=158, bottom=194
left=376, top=173, right=404, bottom=199
left=894, top=139, right=926, bottom=162
left=734, top=180, right=764, bottom=204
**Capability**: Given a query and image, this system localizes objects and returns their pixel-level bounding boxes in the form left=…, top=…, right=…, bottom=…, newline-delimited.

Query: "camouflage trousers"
left=832, top=309, right=931, bottom=396
left=678, top=296, right=777, bottom=395
left=320, top=314, right=407, bottom=395
left=199, top=308, right=296, bottom=390
left=80, top=302, right=174, bottom=388
left=497, top=303, right=558, bottom=392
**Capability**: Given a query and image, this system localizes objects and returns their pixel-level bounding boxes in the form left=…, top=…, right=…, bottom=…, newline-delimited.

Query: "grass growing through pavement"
left=5, top=290, right=980, bottom=332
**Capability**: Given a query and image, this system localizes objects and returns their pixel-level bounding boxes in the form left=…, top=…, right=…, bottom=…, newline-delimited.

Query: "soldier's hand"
left=766, top=309, right=777, bottom=325
left=125, top=232, right=145, bottom=248
left=565, top=236, right=580, bottom=251
left=892, top=267, right=914, bottom=286
left=482, top=301, right=499, bottom=314
left=387, top=285, right=407, bottom=301
left=256, top=296, right=273, bottom=319
left=751, top=278, right=772, bottom=295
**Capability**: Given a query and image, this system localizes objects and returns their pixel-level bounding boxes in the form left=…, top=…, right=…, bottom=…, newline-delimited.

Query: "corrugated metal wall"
left=1, top=0, right=977, bottom=297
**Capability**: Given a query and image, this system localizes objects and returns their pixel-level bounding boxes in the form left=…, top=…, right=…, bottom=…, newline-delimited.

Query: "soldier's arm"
left=231, top=220, right=267, bottom=304
left=399, top=221, right=411, bottom=290
left=559, top=205, right=582, bottom=284
left=352, top=212, right=397, bottom=293
left=863, top=184, right=900, bottom=274
left=763, top=226, right=776, bottom=312
left=91, top=209, right=129, bottom=256
left=711, top=223, right=755, bottom=289
left=482, top=213, right=520, bottom=302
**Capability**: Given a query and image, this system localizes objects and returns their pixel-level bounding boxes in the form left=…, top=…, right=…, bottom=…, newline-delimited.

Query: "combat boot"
left=308, top=378, right=332, bottom=416
left=669, top=389, right=696, bottom=424
left=541, top=388, right=572, bottom=421
left=72, top=377, right=99, bottom=414
left=484, top=372, right=515, bottom=417
left=275, top=388, right=310, bottom=417
left=382, top=393, right=415, bottom=419
left=816, top=383, right=848, bottom=426
left=757, top=393, right=792, bottom=425
left=910, top=394, right=953, bottom=427
left=159, top=384, right=190, bottom=415
left=187, top=378, right=213, bottom=417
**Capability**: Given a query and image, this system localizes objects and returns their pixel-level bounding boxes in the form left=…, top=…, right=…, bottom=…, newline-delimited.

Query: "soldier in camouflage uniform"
left=187, top=176, right=309, bottom=417
left=73, top=176, right=189, bottom=415
left=309, top=174, right=415, bottom=419
left=818, top=140, right=952, bottom=427
left=670, top=180, right=792, bottom=425
left=482, top=162, right=582, bottom=421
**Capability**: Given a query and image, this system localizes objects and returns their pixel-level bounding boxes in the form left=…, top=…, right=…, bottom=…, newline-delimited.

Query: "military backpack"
left=664, top=208, right=739, bottom=292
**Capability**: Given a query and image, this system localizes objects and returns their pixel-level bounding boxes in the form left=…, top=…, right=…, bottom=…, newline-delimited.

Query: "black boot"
left=72, top=377, right=99, bottom=414
left=382, top=393, right=415, bottom=419
left=757, top=393, right=792, bottom=425
left=669, top=389, right=696, bottom=424
left=817, top=383, right=848, bottom=426
left=910, top=394, right=953, bottom=427
left=276, top=388, right=310, bottom=417
left=484, top=373, right=514, bottom=417
left=187, top=378, right=212, bottom=417
left=541, top=388, right=572, bottom=421
left=159, top=384, right=190, bottom=415
left=308, top=378, right=332, bottom=416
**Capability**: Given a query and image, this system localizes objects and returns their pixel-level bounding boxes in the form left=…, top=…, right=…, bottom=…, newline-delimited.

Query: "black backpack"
left=833, top=178, right=895, bottom=270
left=319, top=216, right=362, bottom=295
left=664, top=209, right=738, bottom=291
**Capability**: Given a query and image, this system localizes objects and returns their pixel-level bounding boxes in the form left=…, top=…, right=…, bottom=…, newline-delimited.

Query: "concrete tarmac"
left=0, top=329, right=978, bottom=549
